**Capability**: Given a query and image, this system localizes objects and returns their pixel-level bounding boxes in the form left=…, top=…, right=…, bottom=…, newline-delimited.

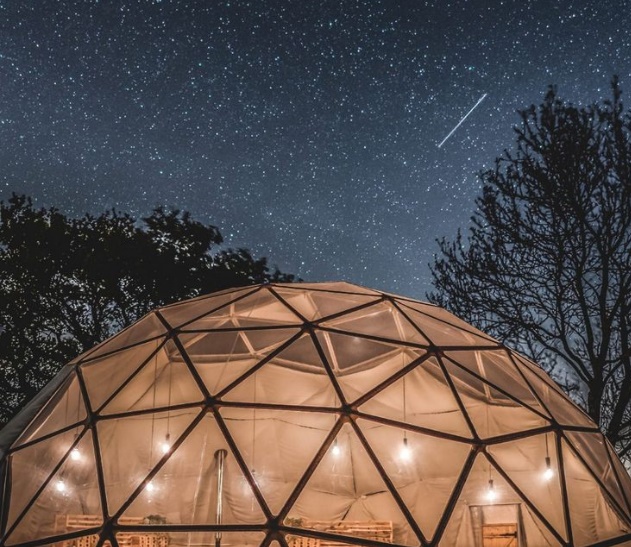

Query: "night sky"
left=1, top=1, right=629, bottom=299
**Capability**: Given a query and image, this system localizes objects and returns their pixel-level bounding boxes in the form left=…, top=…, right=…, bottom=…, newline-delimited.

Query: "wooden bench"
left=288, top=519, right=393, bottom=546
left=54, top=515, right=168, bottom=547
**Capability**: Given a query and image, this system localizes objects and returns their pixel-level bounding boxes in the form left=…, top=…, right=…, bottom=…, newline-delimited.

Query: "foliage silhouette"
left=0, top=195, right=295, bottom=424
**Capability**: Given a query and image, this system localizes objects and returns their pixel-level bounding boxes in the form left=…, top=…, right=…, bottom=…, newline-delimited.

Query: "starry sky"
left=1, top=1, right=630, bottom=299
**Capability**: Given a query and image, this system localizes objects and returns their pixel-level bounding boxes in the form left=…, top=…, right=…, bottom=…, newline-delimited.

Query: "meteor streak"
left=438, top=93, right=487, bottom=148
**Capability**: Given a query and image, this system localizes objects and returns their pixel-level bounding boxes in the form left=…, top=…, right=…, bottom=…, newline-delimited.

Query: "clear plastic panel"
left=6, top=432, right=102, bottom=546
left=182, top=290, right=302, bottom=330
left=96, top=408, right=200, bottom=515
left=121, top=413, right=265, bottom=525
left=562, top=439, right=631, bottom=546
left=14, top=373, right=87, bottom=447
left=519, top=366, right=595, bottom=428
left=321, top=302, right=429, bottom=346
left=487, top=432, right=567, bottom=541
left=222, top=357, right=340, bottom=408
left=101, top=346, right=203, bottom=415
left=81, top=338, right=165, bottom=413
left=357, top=418, right=472, bottom=540
left=437, top=454, right=562, bottom=547
left=564, top=431, right=630, bottom=518
left=316, top=331, right=425, bottom=403
left=7, top=426, right=84, bottom=533
left=444, top=350, right=552, bottom=419
left=398, top=302, right=497, bottom=344
left=158, top=286, right=258, bottom=329
left=272, top=287, right=380, bottom=322
left=442, top=359, right=549, bottom=439
left=607, top=441, right=631, bottom=513
left=220, top=407, right=335, bottom=515
left=358, top=356, right=472, bottom=439
left=286, top=423, right=419, bottom=546
left=81, top=314, right=167, bottom=363
left=181, top=329, right=300, bottom=396
left=397, top=303, right=496, bottom=347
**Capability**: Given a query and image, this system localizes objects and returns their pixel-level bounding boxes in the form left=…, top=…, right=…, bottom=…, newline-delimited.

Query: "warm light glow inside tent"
left=1, top=282, right=631, bottom=547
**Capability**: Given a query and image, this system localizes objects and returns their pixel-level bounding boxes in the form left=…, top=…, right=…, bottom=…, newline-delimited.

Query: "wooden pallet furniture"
left=54, top=515, right=168, bottom=547
left=287, top=519, right=393, bottom=547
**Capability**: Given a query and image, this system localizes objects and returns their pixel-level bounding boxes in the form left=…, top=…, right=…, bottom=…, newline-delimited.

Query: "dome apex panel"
left=2, top=282, right=631, bottom=547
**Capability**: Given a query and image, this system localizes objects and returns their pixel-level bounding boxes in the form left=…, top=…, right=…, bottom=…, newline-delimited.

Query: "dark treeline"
left=0, top=195, right=295, bottom=425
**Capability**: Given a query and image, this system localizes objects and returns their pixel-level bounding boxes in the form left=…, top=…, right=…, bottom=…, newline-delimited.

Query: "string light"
left=331, top=438, right=341, bottom=457
left=160, top=433, right=171, bottom=455
left=543, top=456, right=554, bottom=481
left=486, top=479, right=497, bottom=503
left=399, top=436, right=412, bottom=461
left=55, top=479, right=67, bottom=493
left=145, top=480, right=156, bottom=493
left=70, top=447, right=81, bottom=461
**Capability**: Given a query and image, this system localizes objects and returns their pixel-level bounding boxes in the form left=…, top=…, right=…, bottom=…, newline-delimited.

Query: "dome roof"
left=1, top=282, right=630, bottom=547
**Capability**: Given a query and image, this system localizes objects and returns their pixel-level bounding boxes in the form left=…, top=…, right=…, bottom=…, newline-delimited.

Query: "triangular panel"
left=222, top=334, right=340, bottom=407
left=316, top=330, right=425, bottom=403
left=442, top=358, right=549, bottom=439
left=320, top=302, right=429, bottom=346
left=398, top=301, right=497, bottom=345
left=14, top=372, right=87, bottom=447
left=6, top=427, right=84, bottom=534
left=444, top=350, right=552, bottom=419
left=6, top=431, right=102, bottom=546
left=81, top=313, right=167, bottom=363
left=81, top=338, right=165, bottom=413
left=182, top=290, right=302, bottom=330
left=357, top=418, right=472, bottom=540
left=273, top=282, right=381, bottom=295
left=272, top=287, right=380, bottom=321
left=159, top=286, right=258, bottom=328
left=220, top=407, right=335, bottom=515
left=437, top=454, right=563, bottom=546
left=286, top=423, right=419, bottom=546
left=96, top=408, right=200, bottom=515
left=122, top=413, right=266, bottom=525
left=182, top=329, right=300, bottom=396
left=101, top=343, right=203, bottom=415
left=487, top=432, right=567, bottom=541
left=562, top=439, right=631, bottom=546
left=565, top=431, right=630, bottom=517
left=359, top=356, right=472, bottom=439
left=518, top=365, right=595, bottom=428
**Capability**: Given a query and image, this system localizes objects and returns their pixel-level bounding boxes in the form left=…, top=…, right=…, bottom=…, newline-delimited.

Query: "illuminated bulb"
left=160, top=433, right=171, bottom=455
left=486, top=479, right=497, bottom=503
left=70, top=447, right=81, bottom=461
left=399, top=437, right=412, bottom=461
left=331, top=439, right=341, bottom=457
left=145, top=481, right=155, bottom=493
left=55, top=479, right=67, bottom=493
left=543, top=456, right=554, bottom=481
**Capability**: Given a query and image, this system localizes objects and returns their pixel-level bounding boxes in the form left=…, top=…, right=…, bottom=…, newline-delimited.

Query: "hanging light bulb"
left=399, top=436, right=412, bottom=461
left=543, top=456, right=554, bottom=481
left=70, top=447, right=81, bottom=461
left=55, top=479, right=67, bottom=493
left=331, top=438, right=341, bottom=457
left=486, top=479, right=497, bottom=503
left=160, top=433, right=171, bottom=455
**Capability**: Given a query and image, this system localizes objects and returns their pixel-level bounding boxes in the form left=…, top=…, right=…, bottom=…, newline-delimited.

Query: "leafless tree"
left=429, top=78, right=631, bottom=457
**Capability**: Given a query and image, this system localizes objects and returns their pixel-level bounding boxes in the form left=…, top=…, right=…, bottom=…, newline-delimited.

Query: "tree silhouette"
left=0, top=195, right=295, bottom=424
left=429, top=78, right=631, bottom=457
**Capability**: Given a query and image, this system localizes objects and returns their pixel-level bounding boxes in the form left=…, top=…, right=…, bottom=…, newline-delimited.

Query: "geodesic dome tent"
left=1, top=282, right=631, bottom=547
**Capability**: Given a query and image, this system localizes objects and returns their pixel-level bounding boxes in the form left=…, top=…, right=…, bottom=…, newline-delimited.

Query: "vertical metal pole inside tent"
left=215, top=449, right=227, bottom=547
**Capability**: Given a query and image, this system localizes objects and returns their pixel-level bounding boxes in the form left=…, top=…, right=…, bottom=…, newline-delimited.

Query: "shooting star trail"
left=438, top=93, right=488, bottom=148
